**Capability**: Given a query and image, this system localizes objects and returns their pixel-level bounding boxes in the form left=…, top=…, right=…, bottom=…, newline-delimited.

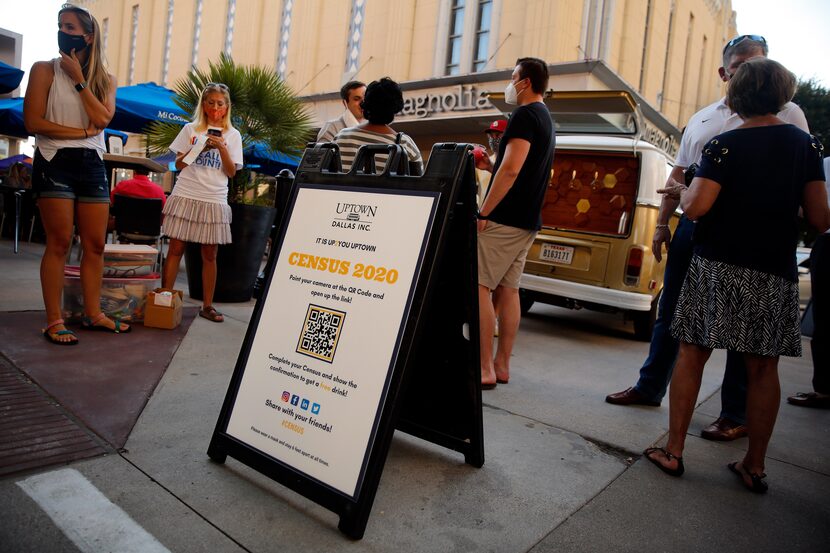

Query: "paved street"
left=1, top=238, right=828, bottom=552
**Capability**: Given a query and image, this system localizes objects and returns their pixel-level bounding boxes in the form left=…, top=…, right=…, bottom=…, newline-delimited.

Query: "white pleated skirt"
left=162, top=195, right=232, bottom=245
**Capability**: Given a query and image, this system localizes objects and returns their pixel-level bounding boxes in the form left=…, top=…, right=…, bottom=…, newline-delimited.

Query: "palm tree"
left=145, top=53, right=313, bottom=203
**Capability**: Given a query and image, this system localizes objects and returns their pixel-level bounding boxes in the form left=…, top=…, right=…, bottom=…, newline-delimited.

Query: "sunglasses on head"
left=205, top=82, right=229, bottom=91
left=723, top=35, right=766, bottom=54
left=60, top=3, right=90, bottom=14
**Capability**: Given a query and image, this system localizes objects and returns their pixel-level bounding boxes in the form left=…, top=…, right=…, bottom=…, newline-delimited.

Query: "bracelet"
left=655, top=224, right=669, bottom=229
left=477, top=212, right=489, bottom=220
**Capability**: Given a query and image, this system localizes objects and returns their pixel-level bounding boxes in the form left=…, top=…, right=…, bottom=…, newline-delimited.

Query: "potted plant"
left=146, top=54, right=312, bottom=302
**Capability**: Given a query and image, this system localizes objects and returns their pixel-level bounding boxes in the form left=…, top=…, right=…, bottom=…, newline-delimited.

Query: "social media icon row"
left=282, top=390, right=321, bottom=415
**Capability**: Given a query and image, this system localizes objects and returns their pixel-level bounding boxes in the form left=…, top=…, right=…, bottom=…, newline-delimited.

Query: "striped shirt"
left=334, top=127, right=423, bottom=174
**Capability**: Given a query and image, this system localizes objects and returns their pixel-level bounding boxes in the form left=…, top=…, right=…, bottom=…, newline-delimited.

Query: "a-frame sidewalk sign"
left=208, top=142, right=484, bottom=539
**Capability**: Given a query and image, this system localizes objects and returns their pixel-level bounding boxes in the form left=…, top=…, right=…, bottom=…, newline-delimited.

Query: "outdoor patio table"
left=0, top=184, right=29, bottom=254
left=103, top=154, right=167, bottom=192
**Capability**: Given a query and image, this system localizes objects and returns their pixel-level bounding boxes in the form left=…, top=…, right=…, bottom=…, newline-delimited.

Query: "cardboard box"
left=144, top=288, right=184, bottom=329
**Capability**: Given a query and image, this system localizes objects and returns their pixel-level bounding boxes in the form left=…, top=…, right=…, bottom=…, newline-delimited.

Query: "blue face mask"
left=58, top=31, right=88, bottom=55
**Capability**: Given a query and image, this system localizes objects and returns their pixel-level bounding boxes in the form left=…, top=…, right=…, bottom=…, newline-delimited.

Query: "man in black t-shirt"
left=477, top=57, right=555, bottom=389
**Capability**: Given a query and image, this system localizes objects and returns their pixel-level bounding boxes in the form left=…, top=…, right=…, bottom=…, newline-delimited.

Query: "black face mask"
left=58, top=31, right=88, bottom=55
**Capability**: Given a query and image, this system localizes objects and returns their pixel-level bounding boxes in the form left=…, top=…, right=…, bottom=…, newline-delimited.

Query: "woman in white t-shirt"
left=161, top=83, right=243, bottom=323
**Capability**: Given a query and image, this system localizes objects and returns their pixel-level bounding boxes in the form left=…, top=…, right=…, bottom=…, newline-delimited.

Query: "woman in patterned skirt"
left=161, top=83, right=243, bottom=323
left=644, top=58, right=830, bottom=493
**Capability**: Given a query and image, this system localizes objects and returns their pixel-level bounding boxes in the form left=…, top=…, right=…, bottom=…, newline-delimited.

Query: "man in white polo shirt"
left=316, top=80, right=366, bottom=143
left=606, top=35, right=810, bottom=441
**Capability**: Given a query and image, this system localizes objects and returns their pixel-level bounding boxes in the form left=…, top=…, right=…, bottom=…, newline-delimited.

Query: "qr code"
left=296, top=304, right=346, bottom=363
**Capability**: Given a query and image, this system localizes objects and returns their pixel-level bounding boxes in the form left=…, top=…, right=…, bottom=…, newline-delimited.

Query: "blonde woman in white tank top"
left=23, top=4, right=121, bottom=345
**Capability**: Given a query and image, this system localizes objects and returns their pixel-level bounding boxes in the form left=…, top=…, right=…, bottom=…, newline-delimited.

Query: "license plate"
left=539, top=243, right=574, bottom=265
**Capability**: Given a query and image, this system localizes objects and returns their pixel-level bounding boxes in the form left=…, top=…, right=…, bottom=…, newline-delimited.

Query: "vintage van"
left=488, top=90, right=680, bottom=340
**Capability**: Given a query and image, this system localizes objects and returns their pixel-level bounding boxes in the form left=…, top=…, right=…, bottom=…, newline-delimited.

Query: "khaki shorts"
left=478, top=221, right=536, bottom=290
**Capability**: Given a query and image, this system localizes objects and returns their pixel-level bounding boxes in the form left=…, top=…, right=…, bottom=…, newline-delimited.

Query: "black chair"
left=111, top=194, right=164, bottom=269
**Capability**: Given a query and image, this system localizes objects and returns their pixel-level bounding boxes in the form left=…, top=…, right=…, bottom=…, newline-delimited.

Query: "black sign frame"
left=208, top=143, right=483, bottom=539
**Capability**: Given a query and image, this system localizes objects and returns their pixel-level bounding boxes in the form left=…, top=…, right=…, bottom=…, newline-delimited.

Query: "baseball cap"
left=485, top=120, right=507, bottom=134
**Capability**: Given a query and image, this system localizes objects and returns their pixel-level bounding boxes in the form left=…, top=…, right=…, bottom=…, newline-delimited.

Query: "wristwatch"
left=476, top=212, right=489, bottom=220
left=74, top=81, right=87, bottom=93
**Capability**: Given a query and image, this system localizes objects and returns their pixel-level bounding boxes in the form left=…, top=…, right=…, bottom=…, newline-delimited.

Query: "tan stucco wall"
left=79, top=0, right=738, bottom=130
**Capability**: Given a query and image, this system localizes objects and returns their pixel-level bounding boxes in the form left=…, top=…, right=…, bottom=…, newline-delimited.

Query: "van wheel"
left=632, top=291, right=661, bottom=342
left=519, top=289, right=535, bottom=315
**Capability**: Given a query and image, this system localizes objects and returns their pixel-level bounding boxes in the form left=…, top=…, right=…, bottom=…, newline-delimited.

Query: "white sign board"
left=226, top=185, right=437, bottom=497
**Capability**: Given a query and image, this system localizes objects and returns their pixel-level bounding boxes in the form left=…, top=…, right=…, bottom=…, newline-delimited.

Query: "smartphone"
left=207, top=128, right=222, bottom=137
left=684, top=163, right=699, bottom=186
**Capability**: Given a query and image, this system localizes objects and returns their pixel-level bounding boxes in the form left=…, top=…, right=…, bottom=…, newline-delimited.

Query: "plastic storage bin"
left=103, top=244, right=159, bottom=277
left=62, top=266, right=160, bottom=322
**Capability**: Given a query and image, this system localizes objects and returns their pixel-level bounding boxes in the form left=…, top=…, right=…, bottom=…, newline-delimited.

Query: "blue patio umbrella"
left=1, top=82, right=186, bottom=137
left=150, top=151, right=177, bottom=172
left=0, top=97, right=128, bottom=146
left=154, top=145, right=299, bottom=175
left=0, top=61, right=24, bottom=94
left=0, top=154, right=32, bottom=170
left=243, top=142, right=300, bottom=175
left=104, top=128, right=129, bottom=145
left=111, top=82, right=299, bottom=174
left=110, top=82, right=189, bottom=133
left=0, top=98, right=26, bottom=138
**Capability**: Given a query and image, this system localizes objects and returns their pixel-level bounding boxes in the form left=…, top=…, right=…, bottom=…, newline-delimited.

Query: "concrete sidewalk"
left=0, top=238, right=828, bottom=553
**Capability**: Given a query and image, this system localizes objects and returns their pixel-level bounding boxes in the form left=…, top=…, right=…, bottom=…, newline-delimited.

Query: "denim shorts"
left=32, top=148, right=109, bottom=203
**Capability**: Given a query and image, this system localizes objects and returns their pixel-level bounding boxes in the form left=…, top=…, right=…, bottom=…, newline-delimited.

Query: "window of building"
left=659, top=1, right=676, bottom=111
left=472, top=0, right=492, bottom=72
left=443, top=0, right=496, bottom=76
left=695, top=35, right=708, bottom=112
left=445, top=0, right=465, bottom=75
left=102, top=17, right=109, bottom=53
left=344, top=0, right=366, bottom=75
left=638, top=0, right=652, bottom=92
left=128, top=5, right=138, bottom=85
left=191, top=0, right=203, bottom=67
left=678, top=12, right=695, bottom=119
left=277, top=0, right=294, bottom=78
left=224, top=0, right=236, bottom=56
left=581, top=0, right=612, bottom=60
left=161, top=0, right=174, bottom=85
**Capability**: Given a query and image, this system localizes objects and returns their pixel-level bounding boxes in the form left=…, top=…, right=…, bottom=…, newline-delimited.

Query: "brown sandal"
left=199, top=306, right=224, bottom=323
left=728, top=461, right=768, bottom=494
left=644, top=447, right=684, bottom=477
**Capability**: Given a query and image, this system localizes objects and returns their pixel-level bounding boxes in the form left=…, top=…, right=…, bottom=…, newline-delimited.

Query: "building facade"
left=81, top=0, right=737, bottom=155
